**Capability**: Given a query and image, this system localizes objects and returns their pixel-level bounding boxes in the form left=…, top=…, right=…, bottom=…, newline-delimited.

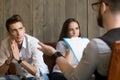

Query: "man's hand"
left=10, top=40, right=20, bottom=61
left=38, top=42, right=57, bottom=56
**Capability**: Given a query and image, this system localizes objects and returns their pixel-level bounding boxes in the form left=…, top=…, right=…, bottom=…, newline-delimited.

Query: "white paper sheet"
left=63, top=37, right=89, bottom=62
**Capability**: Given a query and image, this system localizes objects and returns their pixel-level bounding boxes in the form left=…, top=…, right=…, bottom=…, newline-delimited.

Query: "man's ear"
left=7, top=31, right=11, bottom=35
left=101, top=2, right=107, bottom=14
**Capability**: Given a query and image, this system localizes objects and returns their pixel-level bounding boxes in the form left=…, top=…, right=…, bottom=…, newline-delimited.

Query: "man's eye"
left=19, top=27, right=23, bottom=30
left=76, top=27, right=79, bottom=30
left=12, top=30, right=16, bottom=32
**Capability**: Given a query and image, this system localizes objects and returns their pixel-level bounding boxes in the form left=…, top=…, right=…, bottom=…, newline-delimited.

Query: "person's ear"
left=7, top=31, right=11, bottom=35
left=101, top=2, right=107, bottom=14
left=7, top=32, right=10, bottom=35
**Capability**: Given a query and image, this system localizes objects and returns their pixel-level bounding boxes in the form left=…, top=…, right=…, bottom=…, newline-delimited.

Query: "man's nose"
left=17, top=30, right=20, bottom=35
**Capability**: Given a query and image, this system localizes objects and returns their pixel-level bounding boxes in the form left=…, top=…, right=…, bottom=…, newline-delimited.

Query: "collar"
left=22, top=36, right=26, bottom=49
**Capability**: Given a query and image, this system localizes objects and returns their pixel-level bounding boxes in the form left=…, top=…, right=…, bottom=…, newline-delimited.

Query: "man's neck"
left=18, top=43, right=22, bottom=50
left=106, top=13, right=120, bottom=31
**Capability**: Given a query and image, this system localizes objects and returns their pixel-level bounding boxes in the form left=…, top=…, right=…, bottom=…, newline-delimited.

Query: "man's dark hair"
left=6, top=14, right=23, bottom=32
left=101, top=0, right=120, bottom=13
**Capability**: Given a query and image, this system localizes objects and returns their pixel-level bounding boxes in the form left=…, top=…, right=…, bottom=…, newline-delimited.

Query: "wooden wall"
left=0, top=0, right=106, bottom=43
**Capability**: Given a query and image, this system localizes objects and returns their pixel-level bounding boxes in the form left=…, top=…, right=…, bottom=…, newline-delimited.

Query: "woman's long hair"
left=58, top=18, right=81, bottom=41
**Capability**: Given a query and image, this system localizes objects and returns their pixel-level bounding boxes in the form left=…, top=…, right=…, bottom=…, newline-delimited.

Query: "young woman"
left=51, top=18, right=82, bottom=80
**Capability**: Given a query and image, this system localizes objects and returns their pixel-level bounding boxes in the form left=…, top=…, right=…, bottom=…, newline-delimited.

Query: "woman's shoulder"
left=57, top=40, right=66, bottom=46
left=58, top=40, right=65, bottom=44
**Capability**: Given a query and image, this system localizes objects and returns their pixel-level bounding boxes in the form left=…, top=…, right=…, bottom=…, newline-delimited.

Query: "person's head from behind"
left=92, top=0, right=120, bottom=28
left=6, top=14, right=25, bottom=45
left=59, top=18, right=81, bottom=41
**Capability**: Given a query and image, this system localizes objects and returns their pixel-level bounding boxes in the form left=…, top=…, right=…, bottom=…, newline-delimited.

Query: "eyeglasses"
left=92, top=1, right=108, bottom=11
left=91, top=2, right=102, bottom=11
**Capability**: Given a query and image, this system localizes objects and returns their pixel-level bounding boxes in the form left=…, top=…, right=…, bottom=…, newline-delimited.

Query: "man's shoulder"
left=24, top=34, right=40, bottom=48
left=25, top=34, right=39, bottom=42
left=88, top=38, right=110, bottom=53
left=90, top=38, right=108, bottom=48
left=1, top=36, right=11, bottom=44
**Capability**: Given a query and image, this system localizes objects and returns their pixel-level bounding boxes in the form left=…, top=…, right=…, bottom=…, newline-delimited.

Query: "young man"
left=38, top=0, right=120, bottom=80
left=0, top=15, right=49, bottom=80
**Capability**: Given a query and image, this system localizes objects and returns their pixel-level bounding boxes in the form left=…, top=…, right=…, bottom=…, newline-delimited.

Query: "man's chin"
left=16, top=40, right=22, bottom=45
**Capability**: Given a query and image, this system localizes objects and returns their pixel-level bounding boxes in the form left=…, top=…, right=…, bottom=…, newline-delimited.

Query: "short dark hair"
left=6, top=14, right=23, bottom=32
left=58, top=18, right=81, bottom=41
left=101, top=0, right=120, bottom=13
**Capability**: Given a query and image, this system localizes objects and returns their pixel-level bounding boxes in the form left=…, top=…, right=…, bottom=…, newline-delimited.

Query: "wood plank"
left=0, top=0, right=105, bottom=43
left=0, top=0, right=4, bottom=43
left=13, top=0, right=33, bottom=35
left=87, top=0, right=100, bottom=39
left=32, top=0, right=44, bottom=41
left=43, top=0, right=55, bottom=42
left=54, top=0, right=65, bottom=41
left=76, top=0, right=88, bottom=37
left=4, top=0, right=14, bottom=38
left=65, top=0, right=77, bottom=18
left=4, top=0, right=13, bottom=19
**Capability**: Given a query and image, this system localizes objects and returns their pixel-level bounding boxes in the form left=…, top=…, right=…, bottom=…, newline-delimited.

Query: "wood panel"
left=33, top=0, right=44, bottom=41
left=0, top=0, right=106, bottom=43
left=42, top=0, right=55, bottom=42
left=65, top=0, right=77, bottom=18
left=76, top=0, right=88, bottom=37
left=13, top=0, right=33, bottom=35
left=54, top=0, right=65, bottom=41
left=88, top=0, right=99, bottom=39
left=0, top=0, right=4, bottom=44
left=3, top=0, right=14, bottom=38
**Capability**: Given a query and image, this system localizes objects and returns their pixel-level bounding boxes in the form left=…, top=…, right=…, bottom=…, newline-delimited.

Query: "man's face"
left=8, top=22, right=25, bottom=45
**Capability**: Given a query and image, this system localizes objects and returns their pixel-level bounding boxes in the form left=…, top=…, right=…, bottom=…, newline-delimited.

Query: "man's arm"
left=11, top=40, right=37, bottom=76
left=0, top=49, right=14, bottom=77
left=55, top=56, right=74, bottom=75
left=0, top=41, right=13, bottom=77
left=18, top=60, right=37, bottom=76
left=38, top=41, right=99, bottom=80
left=0, top=57, right=12, bottom=77
left=38, top=42, right=74, bottom=76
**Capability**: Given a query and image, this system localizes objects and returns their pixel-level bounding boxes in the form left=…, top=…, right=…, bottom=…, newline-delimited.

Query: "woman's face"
left=67, top=22, right=80, bottom=38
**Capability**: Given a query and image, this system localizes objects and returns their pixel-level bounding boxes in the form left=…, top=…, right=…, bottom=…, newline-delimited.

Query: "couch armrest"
left=43, top=42, right=57, bottom=73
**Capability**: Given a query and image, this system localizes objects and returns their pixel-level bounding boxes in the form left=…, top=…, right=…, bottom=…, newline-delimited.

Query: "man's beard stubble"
left=97, top=11, right=104, bottom=28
